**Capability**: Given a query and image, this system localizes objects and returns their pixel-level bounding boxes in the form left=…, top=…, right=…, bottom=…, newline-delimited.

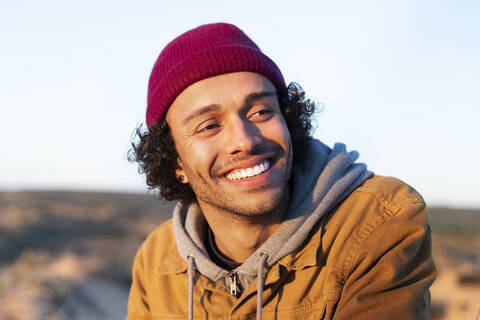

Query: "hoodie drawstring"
left=257, top=252, right=268, bottom=320
left=188, top=253, right=268, bottom=320
left=187, top=255, right=195, bottom=320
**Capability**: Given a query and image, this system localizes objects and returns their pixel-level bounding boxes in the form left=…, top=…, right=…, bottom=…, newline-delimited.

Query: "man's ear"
left=175, top=158, right=189, bottom=184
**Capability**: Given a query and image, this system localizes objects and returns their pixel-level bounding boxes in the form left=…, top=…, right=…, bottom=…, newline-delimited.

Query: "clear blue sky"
left=1, top=0, right=479, bottom=207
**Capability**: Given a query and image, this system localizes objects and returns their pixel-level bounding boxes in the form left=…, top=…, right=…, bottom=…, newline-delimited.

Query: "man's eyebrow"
left=182, top=104, right=222, bottom=125
left=243, top=91, right=277, bottom=109
left=182, top=91, right=277, bottom=125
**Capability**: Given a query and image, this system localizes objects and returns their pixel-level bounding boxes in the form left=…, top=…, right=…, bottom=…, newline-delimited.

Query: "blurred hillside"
left=0, top=191, right=173, bottom=319
left=0, top=191, right=479, bottom=319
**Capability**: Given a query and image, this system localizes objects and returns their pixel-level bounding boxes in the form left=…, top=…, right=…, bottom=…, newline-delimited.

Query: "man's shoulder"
left=320, top=175, right=427, bottom=266
left=149, top=218, right=174, bottom=236
left=140, top=219, right=175, bottom=252
left=352, top=175, right=425, bottom=210
left=330, top=175, right=426, bottom=229
left=135, top=219, right=185, bottom=272
left=317, top=180, right=435, bottom=319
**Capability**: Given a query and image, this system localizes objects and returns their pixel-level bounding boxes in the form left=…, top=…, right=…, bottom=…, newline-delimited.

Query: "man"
left=127, top=23, right=436, bottom=320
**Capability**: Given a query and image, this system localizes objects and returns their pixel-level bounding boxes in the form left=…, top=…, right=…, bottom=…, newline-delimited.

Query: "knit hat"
left=146, top=22, right=286, bottom=128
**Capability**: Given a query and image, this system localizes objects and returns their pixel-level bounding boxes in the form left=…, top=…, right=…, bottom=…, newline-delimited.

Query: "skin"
left=166, top=72, right=293, bottom=263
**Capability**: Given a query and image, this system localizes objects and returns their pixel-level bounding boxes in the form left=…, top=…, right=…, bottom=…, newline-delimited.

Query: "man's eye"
left=196, top=120, right=220, bottom=133
left=257, top=109, right=271, bottom=115
left=249, top=108, right=273, bottom=120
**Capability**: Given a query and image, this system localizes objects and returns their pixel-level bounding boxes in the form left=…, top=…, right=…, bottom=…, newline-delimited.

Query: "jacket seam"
left=354, top=186, right=424, bottom=213
left=262, top=300, right=328, bottom=317
left=338, top=190, right=424, bottom=282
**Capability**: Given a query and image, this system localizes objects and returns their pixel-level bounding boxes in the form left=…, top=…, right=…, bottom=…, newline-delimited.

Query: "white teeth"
left=240, top=169, right=247, bottom=178
left=259, top=163, right=265, bottom=172
left=226, top=160, right=271, bottom=180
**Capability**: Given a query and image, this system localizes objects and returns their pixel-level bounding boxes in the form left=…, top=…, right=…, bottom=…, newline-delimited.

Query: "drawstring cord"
left=187, top=255, right=195, bottom=320
left=187, top=252, right=268, bottom=320
left=257, top=252, right=269, bottom=320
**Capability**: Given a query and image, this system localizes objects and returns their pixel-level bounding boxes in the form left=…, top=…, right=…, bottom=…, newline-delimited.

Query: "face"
left=166, top=72, right=292, bottom=218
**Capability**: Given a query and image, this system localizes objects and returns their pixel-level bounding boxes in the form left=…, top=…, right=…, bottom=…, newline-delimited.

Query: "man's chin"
left=211, top=189, right=289, bottom=220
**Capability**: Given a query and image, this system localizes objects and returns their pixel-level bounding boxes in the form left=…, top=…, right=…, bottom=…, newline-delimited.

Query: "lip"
left=218, top=154, right=279, bottom=187
left=217, top=152, right=277, bottom=177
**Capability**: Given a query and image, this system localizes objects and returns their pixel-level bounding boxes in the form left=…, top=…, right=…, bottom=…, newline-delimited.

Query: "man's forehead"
left=166, top=72, right=278, bottom=124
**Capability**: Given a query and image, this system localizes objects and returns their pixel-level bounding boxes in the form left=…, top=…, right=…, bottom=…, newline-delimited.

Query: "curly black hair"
left=128, top=82, right=316, bottom=205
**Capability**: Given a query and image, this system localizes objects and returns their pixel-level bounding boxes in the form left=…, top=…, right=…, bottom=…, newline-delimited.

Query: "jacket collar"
left=156, top=219, right=322, bottom=276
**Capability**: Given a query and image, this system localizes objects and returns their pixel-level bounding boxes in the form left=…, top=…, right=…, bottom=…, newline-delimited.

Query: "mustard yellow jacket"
left=127, top=176, right=436, bottom=319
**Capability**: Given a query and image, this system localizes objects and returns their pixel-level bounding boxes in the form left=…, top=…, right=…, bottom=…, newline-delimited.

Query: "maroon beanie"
left=146, top=22, right=286, bottom=128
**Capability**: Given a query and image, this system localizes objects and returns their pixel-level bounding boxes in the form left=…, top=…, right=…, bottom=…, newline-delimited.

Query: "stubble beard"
left=183, top=144, right=293, bottom=221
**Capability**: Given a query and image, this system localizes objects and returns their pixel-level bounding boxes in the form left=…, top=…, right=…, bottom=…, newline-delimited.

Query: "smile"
left=225, top=160, right=270, bottom=181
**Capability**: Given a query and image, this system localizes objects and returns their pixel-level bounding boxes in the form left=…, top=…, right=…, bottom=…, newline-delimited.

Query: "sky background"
left=1, top=0, right=479, bottom=208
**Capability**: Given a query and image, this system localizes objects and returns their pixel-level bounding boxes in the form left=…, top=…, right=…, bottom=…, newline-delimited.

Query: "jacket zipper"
left=227, top=271, right=237, bottom=296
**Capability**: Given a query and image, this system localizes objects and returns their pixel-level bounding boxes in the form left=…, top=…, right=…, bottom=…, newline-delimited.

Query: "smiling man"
left=127, top=23, right=436, bottom=320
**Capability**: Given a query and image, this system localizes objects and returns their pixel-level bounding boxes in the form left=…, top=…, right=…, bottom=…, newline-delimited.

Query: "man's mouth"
left=225, top=160, right=270, bottom=181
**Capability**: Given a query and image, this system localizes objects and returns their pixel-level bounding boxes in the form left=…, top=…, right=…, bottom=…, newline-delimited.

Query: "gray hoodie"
left=172, top=139, right=373, bottom=319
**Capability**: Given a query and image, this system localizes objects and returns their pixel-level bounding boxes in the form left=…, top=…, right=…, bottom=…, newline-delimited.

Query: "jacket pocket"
left=261, top=300, right=327, bottom=320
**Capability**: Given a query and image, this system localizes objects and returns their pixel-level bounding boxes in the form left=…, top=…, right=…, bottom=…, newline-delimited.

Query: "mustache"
left=211, top=145, right=279, bottom=176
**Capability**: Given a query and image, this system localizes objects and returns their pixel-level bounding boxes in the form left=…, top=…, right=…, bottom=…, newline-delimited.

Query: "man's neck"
left=198, top=189, right=290, bottom=263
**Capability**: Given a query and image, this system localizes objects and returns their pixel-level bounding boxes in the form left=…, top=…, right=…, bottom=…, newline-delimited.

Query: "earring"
left=178, top=175, right=184, bottom=182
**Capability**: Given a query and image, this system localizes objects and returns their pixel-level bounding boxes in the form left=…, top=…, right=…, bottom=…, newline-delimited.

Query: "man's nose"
left=224, top=118, right=261, bottom=155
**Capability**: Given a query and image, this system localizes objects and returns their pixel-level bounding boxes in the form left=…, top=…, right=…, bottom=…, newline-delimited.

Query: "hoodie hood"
left=173, top=139, right=373, bottom=289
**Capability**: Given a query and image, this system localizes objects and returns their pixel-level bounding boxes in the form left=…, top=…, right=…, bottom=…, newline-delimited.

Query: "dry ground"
left=0, top=191, right=478, bottom=319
